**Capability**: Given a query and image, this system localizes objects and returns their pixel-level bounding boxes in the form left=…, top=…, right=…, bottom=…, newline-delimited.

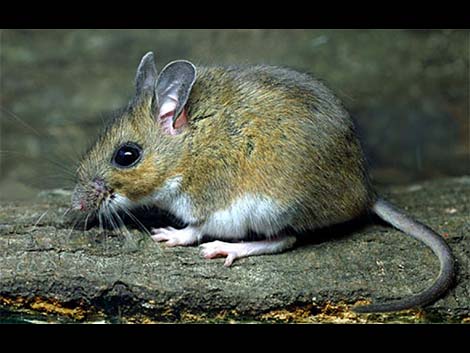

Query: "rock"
left=0, top=177, right=469, bottom=323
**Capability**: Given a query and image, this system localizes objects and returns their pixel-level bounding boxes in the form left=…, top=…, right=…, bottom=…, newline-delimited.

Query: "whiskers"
left=113, top=202, right=151, bottom=237
left=103, top=201, right=129, bottom=237
left=58, top=189, right=151, bottom=252
left=0, top=106, right=41, bottom=137
left=1, top=105, right=86, bottom=192
left=61, top=206, right=73, bottom=220
left=31, top=209, right=50, bottom=232
left=89, top=196, right=151, bottom=251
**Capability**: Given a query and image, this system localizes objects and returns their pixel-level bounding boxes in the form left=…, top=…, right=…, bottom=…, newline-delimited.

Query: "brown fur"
left=76, top=64, right=375, bottom=230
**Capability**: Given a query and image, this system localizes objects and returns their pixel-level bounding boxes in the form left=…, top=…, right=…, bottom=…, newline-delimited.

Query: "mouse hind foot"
left=200, top=236, right=296, bottom=267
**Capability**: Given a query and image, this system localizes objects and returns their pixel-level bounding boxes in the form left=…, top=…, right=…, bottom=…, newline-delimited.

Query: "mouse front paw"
left=151, top=226, right=201, bottom=247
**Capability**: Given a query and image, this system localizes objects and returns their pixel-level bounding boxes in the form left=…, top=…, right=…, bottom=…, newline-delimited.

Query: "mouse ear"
left=155, top=60, right=196, bottom=135
left=135, top=52, right=158, bottom=97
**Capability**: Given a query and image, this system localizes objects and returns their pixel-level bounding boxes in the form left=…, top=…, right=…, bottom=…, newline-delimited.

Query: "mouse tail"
left=352, top=197, right=455, bottom=313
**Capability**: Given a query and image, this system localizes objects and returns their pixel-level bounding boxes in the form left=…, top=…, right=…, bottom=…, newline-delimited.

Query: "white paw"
left=200, top=241, right=239, bottom=267
left=151, top=226, right=198, bottom=247
left=199, top=237, right=296, bottom=267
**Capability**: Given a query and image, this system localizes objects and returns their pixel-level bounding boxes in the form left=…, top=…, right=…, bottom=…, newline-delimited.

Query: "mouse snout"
left=71, top=177, right=112, bottom=212
left=91, top=177, right=107, bottom=195
left=71, top=184, right=87, bottom=211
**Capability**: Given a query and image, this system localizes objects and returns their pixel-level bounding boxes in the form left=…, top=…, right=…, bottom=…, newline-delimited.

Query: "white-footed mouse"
left=71, top=52, right=455, bottom=313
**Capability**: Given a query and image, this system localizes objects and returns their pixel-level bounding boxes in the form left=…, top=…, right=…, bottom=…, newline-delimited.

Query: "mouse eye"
left=112, top=142, right=143, bottom=168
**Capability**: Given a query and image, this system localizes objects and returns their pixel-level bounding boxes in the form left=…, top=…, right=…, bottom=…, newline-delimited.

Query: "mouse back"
left=171, top=64, right=375, bottom=228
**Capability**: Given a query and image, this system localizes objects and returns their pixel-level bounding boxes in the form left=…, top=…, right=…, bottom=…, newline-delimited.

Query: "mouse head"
left=71, top=52, right=196, bottom=215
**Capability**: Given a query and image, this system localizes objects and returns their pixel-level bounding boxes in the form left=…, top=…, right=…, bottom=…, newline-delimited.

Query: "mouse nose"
left=71, top=184, right=87, bottom=211
left=92, top=177, right=107, bottom=195
left=71, top=177, right=110, bottom=212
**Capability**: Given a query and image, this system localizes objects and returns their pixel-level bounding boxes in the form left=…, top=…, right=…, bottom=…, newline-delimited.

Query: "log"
left=0, top=177, right=469, bottom=323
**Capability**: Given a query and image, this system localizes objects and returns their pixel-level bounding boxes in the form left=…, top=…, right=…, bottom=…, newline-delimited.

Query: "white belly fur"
left=153, top=177, right=288, bottom=239
left=152, top=176, right=198, bottom=224
left=201, top=194, right=288, bottom=239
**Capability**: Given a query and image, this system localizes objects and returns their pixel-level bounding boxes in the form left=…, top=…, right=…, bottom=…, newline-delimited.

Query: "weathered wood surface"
left=0, top=177, right=469, bottom=323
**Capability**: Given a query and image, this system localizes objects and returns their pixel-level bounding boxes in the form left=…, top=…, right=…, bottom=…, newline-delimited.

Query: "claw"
left=199, top=237, right=296, bottom=267
left=200, top=241, right=239, bottom=267
left=151, top=226, right=200, bottom=247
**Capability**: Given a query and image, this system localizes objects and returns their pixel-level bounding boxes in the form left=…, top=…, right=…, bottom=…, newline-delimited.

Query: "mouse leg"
left=200, top=236, right=296, bottom=267
left=151, top=225, right=202, bottom=247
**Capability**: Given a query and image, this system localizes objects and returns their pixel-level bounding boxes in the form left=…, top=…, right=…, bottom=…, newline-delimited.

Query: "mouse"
left=71, top=51, right=455, bottom=313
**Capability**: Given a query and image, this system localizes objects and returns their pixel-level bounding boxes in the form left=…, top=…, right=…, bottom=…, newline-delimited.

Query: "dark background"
left=0, top=29, right=468, bottom=201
